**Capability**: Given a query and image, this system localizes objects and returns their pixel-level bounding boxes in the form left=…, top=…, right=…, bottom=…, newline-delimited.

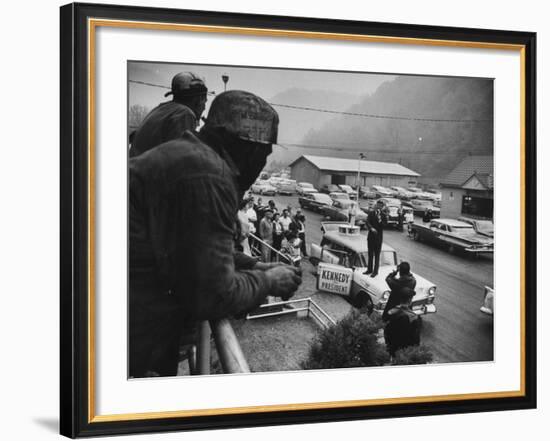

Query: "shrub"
left=302, top=310, right=390, bottom=370
left=391, top=344, right=434, bottom=365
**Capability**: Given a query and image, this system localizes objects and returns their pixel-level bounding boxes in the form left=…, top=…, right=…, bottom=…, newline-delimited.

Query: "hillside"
left=274, top=76, right=493, bottom=179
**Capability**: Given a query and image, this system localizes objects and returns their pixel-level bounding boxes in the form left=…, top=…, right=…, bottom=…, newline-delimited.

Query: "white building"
left=289, top=154, right=421, bottom=189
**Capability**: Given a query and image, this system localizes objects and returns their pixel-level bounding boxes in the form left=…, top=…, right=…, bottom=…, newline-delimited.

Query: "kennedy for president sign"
left=317, top=263, right=353, bottom=296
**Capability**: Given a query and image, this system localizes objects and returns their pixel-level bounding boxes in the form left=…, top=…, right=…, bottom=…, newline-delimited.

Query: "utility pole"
left=357, top=153, right=365, bottom=189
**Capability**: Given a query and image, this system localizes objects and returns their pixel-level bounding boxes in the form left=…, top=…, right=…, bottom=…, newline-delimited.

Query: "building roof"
left=440, top=155, right=493, bottom=189
left=289, top=155, right=420, bottom=177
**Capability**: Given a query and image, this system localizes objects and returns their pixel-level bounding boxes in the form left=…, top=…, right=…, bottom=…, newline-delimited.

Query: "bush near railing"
left=301, top=310, right=434, bottom=370
left=302, top=310, right=390, bottom=369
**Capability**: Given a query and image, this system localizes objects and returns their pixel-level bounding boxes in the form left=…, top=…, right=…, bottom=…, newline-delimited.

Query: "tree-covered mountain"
left=274, top=76, right=493, bottom=180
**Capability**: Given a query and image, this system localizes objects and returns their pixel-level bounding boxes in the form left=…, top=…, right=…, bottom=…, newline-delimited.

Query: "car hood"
left=352, top=265, right=435, bottom=301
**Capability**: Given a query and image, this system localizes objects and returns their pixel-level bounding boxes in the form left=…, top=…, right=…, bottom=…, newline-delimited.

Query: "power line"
left=129, top=79, right=492, bottom=124
left=275, top=142, right=492, bottom=156
left=270, top=103, right=492, bottom=123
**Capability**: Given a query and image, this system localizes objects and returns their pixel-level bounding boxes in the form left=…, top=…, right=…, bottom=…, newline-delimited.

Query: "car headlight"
left=428, top=287, right=436, bottom=296
left=382, top=290, right=391, bottom=301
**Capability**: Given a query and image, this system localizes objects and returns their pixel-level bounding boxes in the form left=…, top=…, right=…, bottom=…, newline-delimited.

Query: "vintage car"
left=371, top=185, right=394, bottom=198
left=410, top=218, right=494, bottom=256
left=408, top=186, right=437, bottom=201
left=389, top=186, right=415, bottom=200
left=329, top=191, right=351, bottom=202
left=375, top=197, right=404, bottom=229
left=250, top=180, right=269, bottom=194
left=296, top=182, right=317, bottom=195
left=310, top=223, right=437, bottom=315
left=254, top=181, right=277, bottom=196
left=276, top=179, right=296, bottom=195
left=409, top=198, right=441, bottom=217
left=480, top=286, right=494, bottom=315
left=320, top=184, right=341, bottom=194
left=338, top=184, right=358, bottom=200
left=359, top=186, right=377, bottom=199
left=321, top=199, right=367, bottom=228
left=458, top=217, right=494, bottom=238
left=425, top=188, right=442, bottom=201
left=298, top=192, right=333, bottom=212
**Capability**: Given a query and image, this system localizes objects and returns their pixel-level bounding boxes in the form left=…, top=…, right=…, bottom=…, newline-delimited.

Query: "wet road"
left=265, top=193, right=494, bottom=363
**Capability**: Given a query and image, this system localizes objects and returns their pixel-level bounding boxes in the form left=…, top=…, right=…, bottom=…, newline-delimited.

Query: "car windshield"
left=340, top=185, right=353, bottom=191
left=355, top=251, right=396, bottom=267
left=450, top=225, right=476, bottom=234
left=314, top=194, right=333, bottom=205
left=300, top=182, right=313, bottom=188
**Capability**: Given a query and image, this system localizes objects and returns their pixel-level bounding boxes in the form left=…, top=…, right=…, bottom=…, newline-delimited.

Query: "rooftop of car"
left=323, top=229, right=394, bottom=253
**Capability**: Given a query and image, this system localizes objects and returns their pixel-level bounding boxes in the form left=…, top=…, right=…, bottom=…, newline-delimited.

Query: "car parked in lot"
left=251, top=180, right=277, bottom=196
left=408, top=186, right=436, bottom=201
left=296, top=182, right=317, bottom=195
left=359, top=186, right=377, bottom=199
left=298, top=192, right=333, bottom=212
left=276, top=179, right=296, bottom=195
left=458, top=217, right=494, bottom=238
left=480, top=286, right=494, bottom=315
left=409, top=218, right=494, bottom=256
left=375, top=197, right=404, bottom=229
left=310, top=222, right=437, bottom=314
left=338, top=184, right=358, bottom=200
left=389, top=186, right=415, bottom=200
left=409, top=198, right=441, bottom=217
left=320, top=184, right=341, bottom=194
left=321, top=199, right=367, bottom=228
left=329, top=191, right=350, bottom=202
left=371, top=185, right=394, bottom=198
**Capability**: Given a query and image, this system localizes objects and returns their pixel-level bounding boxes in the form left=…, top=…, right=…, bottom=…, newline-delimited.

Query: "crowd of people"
left=236, top=196, right=308, bottom=265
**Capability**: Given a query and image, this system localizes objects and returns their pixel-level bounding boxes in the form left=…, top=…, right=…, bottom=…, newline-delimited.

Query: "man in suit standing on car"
left=365, top=200, right=387, bottom=278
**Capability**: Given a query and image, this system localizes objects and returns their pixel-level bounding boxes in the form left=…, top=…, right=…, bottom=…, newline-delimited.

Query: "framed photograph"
left=60, top=2, right=536, bottom=438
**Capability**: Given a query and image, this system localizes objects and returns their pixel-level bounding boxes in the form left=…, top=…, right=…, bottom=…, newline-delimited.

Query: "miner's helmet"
left=164, top=72, right=208, bottom=98
left=203, top=90, right=279, bottom=144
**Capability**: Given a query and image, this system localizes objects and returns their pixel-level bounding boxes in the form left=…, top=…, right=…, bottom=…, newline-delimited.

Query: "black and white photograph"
left=128, top=62, right=494, bottom=378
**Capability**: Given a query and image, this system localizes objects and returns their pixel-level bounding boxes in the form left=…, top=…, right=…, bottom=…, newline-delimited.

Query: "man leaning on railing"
left=128, top=91, right=302, bottom=378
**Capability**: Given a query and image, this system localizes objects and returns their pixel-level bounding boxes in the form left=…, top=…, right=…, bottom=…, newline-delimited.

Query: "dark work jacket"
left=384, top=306, right=422, bottom=356
left=382, top=272, right=417, bottom=320
left=130, top=101, right=197, bottom=158
left=129, top=132, right=270, bottom=375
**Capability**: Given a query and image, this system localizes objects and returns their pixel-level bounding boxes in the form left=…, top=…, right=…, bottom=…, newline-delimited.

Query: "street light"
left=222, top=73, right=229, bottom=92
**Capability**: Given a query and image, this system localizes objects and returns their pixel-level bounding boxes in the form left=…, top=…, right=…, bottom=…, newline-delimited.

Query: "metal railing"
left=248, top=232, right=294, bottom=264
left=247, top=297, right=336, bottom=329
left=192, top=319, right=250, bottom=375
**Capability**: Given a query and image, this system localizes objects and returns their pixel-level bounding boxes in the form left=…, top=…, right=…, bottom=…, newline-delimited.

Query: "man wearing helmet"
left=129, top=91, right=302, bottom=377
left=130, top=72, right=208, bottom=157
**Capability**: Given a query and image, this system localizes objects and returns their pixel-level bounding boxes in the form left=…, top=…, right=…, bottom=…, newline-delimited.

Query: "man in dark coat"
left=365, top=200, right=387, bottom=277
left=130, top=72, right=208, bottom=158
left=384, top=287, right=422, bottom=356
left=382, top=261, right=417, bottom=321
left=129, top=91, right=302, bottom=377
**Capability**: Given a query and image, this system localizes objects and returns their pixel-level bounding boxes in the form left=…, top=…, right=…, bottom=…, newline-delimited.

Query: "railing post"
left=210, top=319, right=250, bottom=373
left=196, top=320, right=211, bottom=375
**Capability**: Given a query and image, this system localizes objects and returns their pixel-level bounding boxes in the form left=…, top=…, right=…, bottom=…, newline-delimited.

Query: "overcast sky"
left=128, top=61, right=395, bottom=140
